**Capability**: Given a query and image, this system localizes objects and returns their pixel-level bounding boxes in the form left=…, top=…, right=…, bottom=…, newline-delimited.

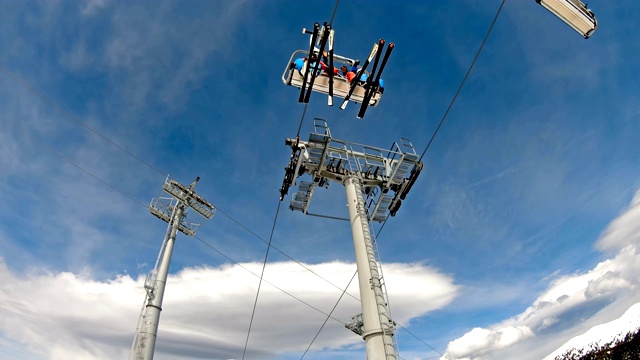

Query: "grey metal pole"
left=344, top=176, right=396, bottom=360
left=135, top=203, right=185, bottom=360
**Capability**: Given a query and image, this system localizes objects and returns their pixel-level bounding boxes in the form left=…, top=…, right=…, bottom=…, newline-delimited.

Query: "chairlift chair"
left=536, top=0, right=598, bottom=39
left=283, top=49, right=382, bottom=107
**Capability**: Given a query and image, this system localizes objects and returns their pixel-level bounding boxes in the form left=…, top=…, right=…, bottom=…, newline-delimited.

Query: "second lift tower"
left=130, top=176, right=215, bottom=360
left=279, top=119, right=422, bottom=360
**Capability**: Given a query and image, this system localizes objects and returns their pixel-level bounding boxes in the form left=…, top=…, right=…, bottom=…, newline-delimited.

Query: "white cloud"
left=444, top=326, right=534, bottom=360
left=596, top=189, right=640, bottom=252
left=440, top=190, right=640, bottom=360
left=0, top=259, right=457, bottom=360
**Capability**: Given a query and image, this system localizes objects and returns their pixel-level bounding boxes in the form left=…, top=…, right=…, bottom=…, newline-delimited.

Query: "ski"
left=327, top=28, right=335, bottom=106
left=298, top=23, right=320, bottom=103
left=340, top=39, right=383, bottom=110
left=358, top=42, right=394, bottom=118
left=303, top=22, right=330, bottom=104
left=365, top=39, right=385, bottom=90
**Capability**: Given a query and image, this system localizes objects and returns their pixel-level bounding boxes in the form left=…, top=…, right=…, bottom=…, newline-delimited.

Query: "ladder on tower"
left=353, top=177, right=398, bottom=360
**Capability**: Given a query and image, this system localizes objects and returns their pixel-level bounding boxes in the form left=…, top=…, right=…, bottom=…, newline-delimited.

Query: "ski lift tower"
left=130, top=176, right=215, bottom=360
left=279, top=119, right=423, bottom=360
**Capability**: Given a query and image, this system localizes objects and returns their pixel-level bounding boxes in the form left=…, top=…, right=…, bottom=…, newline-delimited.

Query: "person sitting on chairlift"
left=340, top=65, right=356, bottom=82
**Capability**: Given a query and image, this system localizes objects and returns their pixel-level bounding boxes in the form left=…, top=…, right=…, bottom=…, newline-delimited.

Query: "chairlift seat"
left=283, top=50, right=382, bottom=106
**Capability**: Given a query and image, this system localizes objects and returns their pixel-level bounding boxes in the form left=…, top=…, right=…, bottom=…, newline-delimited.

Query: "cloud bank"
left=0, top=260, right=457, bottom=360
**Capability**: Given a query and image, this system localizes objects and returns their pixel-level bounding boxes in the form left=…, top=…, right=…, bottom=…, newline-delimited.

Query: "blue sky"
left=1, top=1, right=640, bottom=359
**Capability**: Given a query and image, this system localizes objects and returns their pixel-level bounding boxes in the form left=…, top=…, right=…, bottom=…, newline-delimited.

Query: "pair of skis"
left=299, top=22, right=335, bottom=106
left=297, top=23, right=394, bottom=119
left=339, top=39, right=394, bottom=119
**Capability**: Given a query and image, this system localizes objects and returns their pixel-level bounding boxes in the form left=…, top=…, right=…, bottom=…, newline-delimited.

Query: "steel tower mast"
left=130, top=176, right=215, bottom=360
left=279, top=119, right=422, bottom=360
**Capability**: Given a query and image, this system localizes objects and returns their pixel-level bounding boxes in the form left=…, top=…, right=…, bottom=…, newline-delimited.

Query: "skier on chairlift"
left=282, top=21, right=393, bottom=118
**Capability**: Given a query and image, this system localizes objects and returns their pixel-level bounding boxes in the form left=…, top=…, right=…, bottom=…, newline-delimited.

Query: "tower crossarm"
left=163, top=178, right=215, bottom=219
left=148, top=177, right=216, bottom=237
left=280, top=120, right=423, bottom=221
left=148, top=198, right=195, bottom=236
